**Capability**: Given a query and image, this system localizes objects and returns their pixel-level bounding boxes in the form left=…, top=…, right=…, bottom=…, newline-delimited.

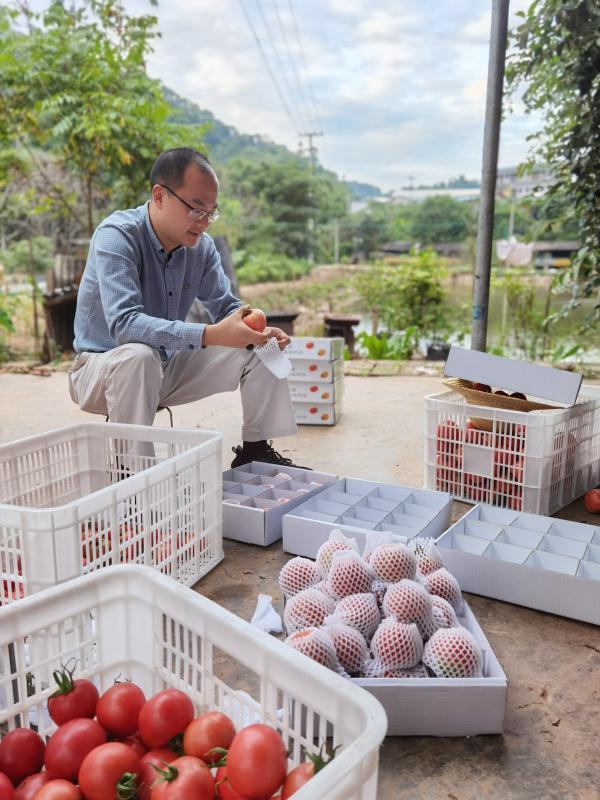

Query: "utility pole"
left=471, top=0, right=510, bottom=352
left=299, top=131, right=323, bottom=265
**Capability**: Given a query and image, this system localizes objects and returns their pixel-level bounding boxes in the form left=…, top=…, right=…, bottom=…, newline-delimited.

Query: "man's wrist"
left=203, top=323, right=216, bottom=346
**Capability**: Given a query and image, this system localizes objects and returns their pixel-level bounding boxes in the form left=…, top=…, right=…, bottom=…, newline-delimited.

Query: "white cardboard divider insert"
left=444, top=345, right=582, bottom=404
left=222, top=462, right=338, bottom=546
left=436, top=503, right=600, bottom=625
left=354, top=602, right=507, bottom=736
left=286, top=337, right=345, bottom=361
left=282, top=478, right=452, bottom=558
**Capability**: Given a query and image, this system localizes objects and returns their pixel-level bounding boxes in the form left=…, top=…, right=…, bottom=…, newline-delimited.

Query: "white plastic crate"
left=0, top=565, right=387, bottom=800
left=424, top=386, right=600, bottom=515
left=0, top=423, right=224, bottom=602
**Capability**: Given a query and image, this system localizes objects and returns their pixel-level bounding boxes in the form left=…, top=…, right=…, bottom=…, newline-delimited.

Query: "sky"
left=38, top=0, right=540, bottom=192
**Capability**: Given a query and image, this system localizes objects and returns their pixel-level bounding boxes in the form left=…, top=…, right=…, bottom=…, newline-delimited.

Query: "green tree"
left=0, top=0, right=207, bottom=237
left=410, top=196, right=474, bottom=244
left=506, top=0, right=600, bottom=326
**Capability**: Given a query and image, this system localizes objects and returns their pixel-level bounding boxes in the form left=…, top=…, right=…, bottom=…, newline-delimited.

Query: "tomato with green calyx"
left=150, top=756, right=214, bottom=800
left=183, top=712, right=236, bottom=765
left=47, top=665, right=99, bottom=726
left=96, top=682, right=146, bottom=738
left=138, top=690, right=194, bottom=749
left=281, top=745, right=336, bottom=799
left=78, top=742, right=140, bottom=800
left=226, top=725, right=287, bottom=799
left=138, top=749, right=178, bottom=800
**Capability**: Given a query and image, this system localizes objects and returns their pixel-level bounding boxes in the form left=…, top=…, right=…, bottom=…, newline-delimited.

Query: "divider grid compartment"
left=354, top=602, right=506, bottom=736
left=424, top=386, right=600, bottom=515
left=0, top=565, right=387, bottom=799
left=0, top=423, right=224, bottom=603
left=222, top=461, right=338, bottom=546
left=437, top=503, right=600, bottom=624
left=282, top=478, right=452, bottom=558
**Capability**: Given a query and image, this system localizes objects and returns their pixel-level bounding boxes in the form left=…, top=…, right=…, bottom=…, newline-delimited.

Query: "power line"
left=271, top=0, right=318, bottom=132
left=286, top=0, right=323, bottom=134
left=238, top=0, right=300, bottom=134
left=254, top=0, right=310, bottom=132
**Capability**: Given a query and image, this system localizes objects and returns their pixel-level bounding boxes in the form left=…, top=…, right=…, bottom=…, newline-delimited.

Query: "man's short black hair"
left=150, top=148, right=216, bottom=191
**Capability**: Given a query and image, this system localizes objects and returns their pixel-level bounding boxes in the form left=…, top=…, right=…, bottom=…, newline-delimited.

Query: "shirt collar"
left=143, top=201, right=183, bottom=260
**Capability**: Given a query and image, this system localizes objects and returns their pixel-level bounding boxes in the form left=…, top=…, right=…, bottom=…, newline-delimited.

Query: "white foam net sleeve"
left=422, top=627, right=483, bottom=678
left=409, top=537, right=444, bottom=576
left=323, top=621, right=369, bottom=675
left=326, top=549, right=375, bottom=599
left=368, top=543, right=417, bottom=583
left=362, top=530, right=396, bottom=562
left=279, top=556, right=322, bottom=598
left=421, top=568, right=464, bottom=613
left=369, top=618, right=424, bottom=671
left=316, top=529, right=359, bottom=575
left=326, top=592, right=381, bottom=641
left=382, top=579, right=437, bottom=640
left=431, top=595, right=460, bottom=628
left=285, top=627, right=340, bottom=671
left=283, top=587, right=336, bottom=634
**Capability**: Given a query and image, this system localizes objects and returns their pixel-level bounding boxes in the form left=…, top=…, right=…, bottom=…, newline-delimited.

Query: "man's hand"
left=203, top=305, right=271, bottom=348
left=265, top=326, right=291, bottom=351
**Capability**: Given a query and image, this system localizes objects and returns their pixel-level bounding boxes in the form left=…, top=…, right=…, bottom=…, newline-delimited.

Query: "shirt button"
left=189, top=344, right=194, bottom=349
left=169, top=291, right=173, bottom=296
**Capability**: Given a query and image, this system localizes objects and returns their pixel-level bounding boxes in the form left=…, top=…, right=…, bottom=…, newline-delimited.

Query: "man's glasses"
left=160, top=184, right=220, bottom=223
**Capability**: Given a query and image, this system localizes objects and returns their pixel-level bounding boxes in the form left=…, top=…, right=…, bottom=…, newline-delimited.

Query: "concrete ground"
left=1, top=371, right=599, bottom=800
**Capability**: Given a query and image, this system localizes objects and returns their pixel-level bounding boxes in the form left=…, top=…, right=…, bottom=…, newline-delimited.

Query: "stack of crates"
left=287, top=337, right=345, bottom=426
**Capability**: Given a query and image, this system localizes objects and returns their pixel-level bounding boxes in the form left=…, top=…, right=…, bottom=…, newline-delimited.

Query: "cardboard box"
left=436, top=504, right=600, bottom=625
left=289, top=357, right=344, bottom=383
left=293, top=397, right=342, bottom=426
left=354, top=602, right=507, bottom=736
left=288, top=377, right=344, bottom=403
left=286, top=337, right=345, bottom=361
left=444, top=345, right=582, bottom=404
left=222, top=461, right=337, bottom=546
left=282, top=478, right=452, bottom=558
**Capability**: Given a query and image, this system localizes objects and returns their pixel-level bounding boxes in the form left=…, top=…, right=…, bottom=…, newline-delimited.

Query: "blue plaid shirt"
left=73, top=202, right=241, bottom=357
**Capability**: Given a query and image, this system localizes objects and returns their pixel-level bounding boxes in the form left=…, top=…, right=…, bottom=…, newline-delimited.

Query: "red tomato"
left=96, top=682, right=146, bottom=737
left=0, top=772, right=14, bottom=800
left=47, top=667, right=99, bottom=727
left=43, top=718, right=107, bottom=781
left=242, top=309, right=267, bottom=333
left=281, top=763, right=316, bottom=799
left=584, top=489, right=600, bottom=513
left=116, top=734, right=147, bottom=758
left=0, top=729, right=45, bottom=785
left=32, top=780, right=81, bottom=800
left=226, top=725, right=287, bottom=799
left=183, top=712, right=236, bottom=765
left=78, top=742, right=141, bottom=800
left=138, top=749, right=178, bottom=800
left=214, top=766, right=253, bottom=799
left=15, top=774, right=50, bottom=800
left=138, top=689, right=194, bottom=749
left=150, top=756, right=214, bottom=800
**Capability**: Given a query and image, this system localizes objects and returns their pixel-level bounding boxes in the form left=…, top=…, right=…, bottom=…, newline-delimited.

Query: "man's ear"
left=151, top=184, right=165, bottom=208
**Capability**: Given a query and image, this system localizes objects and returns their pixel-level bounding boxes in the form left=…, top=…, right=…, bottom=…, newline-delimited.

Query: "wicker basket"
left=443, top=378, right=560, bottom=431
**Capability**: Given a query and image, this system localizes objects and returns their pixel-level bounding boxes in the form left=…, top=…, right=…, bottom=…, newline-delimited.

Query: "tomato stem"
left=50, top=664, right=75, bottom=697
left=152, top=763, right=180, bottom=784
left=116, top=772, right=138, bottom=800
left=167, top=732, right=184, bottom=755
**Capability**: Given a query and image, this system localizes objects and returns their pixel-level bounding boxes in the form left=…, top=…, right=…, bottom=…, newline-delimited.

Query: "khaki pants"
left=68, top=343, right=297, bottom=441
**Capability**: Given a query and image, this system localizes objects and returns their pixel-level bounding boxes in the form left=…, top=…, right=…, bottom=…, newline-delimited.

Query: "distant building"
left=496, top=166, right=552, bottom=199
left=532, top=241, right=580, bottom=269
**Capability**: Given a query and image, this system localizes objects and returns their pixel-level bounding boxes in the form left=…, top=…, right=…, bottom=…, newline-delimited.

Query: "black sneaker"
left=231, top=442, right=312, bottom=470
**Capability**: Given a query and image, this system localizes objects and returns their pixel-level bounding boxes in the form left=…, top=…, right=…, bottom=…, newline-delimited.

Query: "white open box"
left=286, top=337, right=345, bottom=361
left=290, top=358, right=344, bottom=382
left=282, top=478, right=452, bottom=558
left=354, top=602, right=507, bottom=736
left=222, top=462, right=338, bottom=546
left=288, top=377, right=344, bottom=403
left=293, top=397, right=343, bottom=426
left=436, top=504, right=600, bottom=625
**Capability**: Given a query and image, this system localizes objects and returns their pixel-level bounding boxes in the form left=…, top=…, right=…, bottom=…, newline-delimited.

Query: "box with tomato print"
left=286, top=337, right=345, bottom=361
left=289, top=357, right=343, bottom=383
left=292, top=397, right=343, bottom=426
left=425, top=346, right=600, bottom=515
left=0, top=565, right=387, bottom=799
left=288, top=377, right=344, bottom=403
left=437, top=503, right=600, bottom=624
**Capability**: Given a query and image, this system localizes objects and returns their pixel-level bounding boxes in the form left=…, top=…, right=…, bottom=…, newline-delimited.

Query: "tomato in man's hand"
left=0, top=772, right=14, bottom=800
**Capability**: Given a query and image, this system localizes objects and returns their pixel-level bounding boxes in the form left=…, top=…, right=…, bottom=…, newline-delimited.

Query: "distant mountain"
left=163, top=87, right=384, bottom=198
